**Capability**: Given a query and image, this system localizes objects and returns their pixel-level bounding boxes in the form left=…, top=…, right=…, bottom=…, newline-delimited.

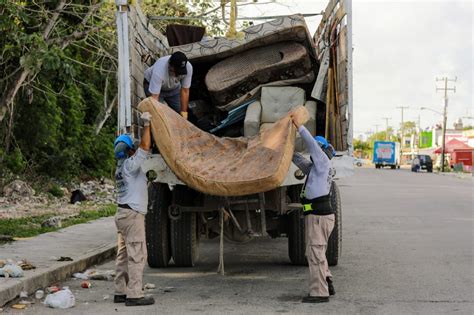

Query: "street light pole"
left=382, top=117, right=391, bottom=141
left=436, top=77, right=456, bottom=172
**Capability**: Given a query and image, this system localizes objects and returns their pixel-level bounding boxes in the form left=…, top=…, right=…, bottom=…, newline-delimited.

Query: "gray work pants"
left=305, top=214, right=335, bottom=297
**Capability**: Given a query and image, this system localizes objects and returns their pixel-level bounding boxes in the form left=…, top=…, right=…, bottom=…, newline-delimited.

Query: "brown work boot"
left=125, top=296, right=155, bottom=306
left=302, top=295, right=329, bottom=303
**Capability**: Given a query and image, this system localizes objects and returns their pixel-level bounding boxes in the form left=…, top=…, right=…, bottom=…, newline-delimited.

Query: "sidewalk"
left=0, top=217, right=116, bottom=307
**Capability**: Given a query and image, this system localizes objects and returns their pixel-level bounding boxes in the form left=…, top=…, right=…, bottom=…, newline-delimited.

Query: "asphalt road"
left=19, top=168, right=474, bottom=314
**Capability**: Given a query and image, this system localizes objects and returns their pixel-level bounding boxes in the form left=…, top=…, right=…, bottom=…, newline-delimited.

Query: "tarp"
left=138, top=97, right=309, bottom=196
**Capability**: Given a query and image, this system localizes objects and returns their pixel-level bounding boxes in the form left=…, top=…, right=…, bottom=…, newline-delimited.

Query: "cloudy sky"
left=238, top=0, right=473, bottom=138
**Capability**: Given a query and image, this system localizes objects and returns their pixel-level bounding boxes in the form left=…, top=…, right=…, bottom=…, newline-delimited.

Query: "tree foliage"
left=400, top=121, right=417, bottom=136
left=0, top=0, right=234, bottom=183
left=0, top=1, right=118, bottom=180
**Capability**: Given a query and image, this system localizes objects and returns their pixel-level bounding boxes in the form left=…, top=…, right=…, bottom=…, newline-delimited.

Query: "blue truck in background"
left=373, top=141, right=400, bottom=169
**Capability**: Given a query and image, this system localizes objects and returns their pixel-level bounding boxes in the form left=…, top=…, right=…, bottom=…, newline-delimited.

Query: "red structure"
left=434, top=139, right=473, bottom=170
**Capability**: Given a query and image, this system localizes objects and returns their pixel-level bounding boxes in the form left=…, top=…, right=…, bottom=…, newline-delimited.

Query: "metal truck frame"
left=115, top=0, right=353, bottom=268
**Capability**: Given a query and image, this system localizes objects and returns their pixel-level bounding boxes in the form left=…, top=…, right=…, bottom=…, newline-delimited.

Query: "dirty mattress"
left=138, top=97, right=309, bottom=196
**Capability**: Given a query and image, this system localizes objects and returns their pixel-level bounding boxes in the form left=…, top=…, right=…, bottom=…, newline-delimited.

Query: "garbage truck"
left=114, top=0, right=353, bottom=268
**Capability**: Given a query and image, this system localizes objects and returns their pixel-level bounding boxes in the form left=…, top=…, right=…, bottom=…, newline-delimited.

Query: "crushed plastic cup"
left=35, top=290, right=45, bottom=299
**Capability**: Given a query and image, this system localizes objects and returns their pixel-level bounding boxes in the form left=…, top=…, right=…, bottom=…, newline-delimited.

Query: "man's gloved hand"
left=141, top=112, right=152, bottom=126
left=180, top=111, right=188, bottom=120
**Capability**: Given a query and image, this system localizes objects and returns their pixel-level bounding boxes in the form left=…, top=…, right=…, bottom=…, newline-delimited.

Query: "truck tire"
left=391, top=165, right=396, bottom=169
left=170, top=186, right=199, bottom=267
left=146, top=183, right=171, bottom=268
left=375, top=164, right=380, bottom=169
left=287, top=184, right=307, bottom=266
left=326, top=182, right=342, bottom=266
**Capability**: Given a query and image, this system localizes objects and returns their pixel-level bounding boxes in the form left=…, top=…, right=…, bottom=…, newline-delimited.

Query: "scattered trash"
left=81, top=281, right=91, bottom=289
left=73, top=269, right=115, bottom=281
left=163, top=287, right=176, bottom=293
left=11, top=304, right=26, bottom=310
left=72, top=272, right=88, bottom=280
left=0, top=263, right=23, bottom=278
left=41, top=216, right=62, bottom=228
left=44, top=288, right=75, bottom=309
left=18, top=260, right=36, bottom=270
left=19, top=291, right=28, bottom=298
left=35, top=290, right=45, bottom=299
left=57, top=256, right=73, bottom=262
left=103, top=295, right=110, bottom=300
left=144, top=283, right=155, bottom=290
left=49, top=256, right=59, bottom=261
left=70, top=190, right=87, bottom=204
left=0, top=260, right=5, bottom=268
left=18, top=300, right=32, bottom=305
left=46, top=286, right=61, bottom=294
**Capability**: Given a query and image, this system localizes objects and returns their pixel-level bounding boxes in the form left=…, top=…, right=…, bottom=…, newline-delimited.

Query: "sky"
left=237, top=0, right=473, bottom=139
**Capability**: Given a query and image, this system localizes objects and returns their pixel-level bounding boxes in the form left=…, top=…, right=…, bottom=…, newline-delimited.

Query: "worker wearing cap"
left=290, top=114, right=336, bottom=304
left=144, top=51, right=193, bottom=120
left=113, top=112, right=154, bottom=307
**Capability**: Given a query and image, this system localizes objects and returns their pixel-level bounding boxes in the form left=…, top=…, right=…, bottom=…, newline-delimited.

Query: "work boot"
left=327, top=277, right=335, bottom=296
left=114, top=295, right=126, bottom=303
left=125, top=296, right=155, bottom=306
left=302, top=295, right=329, bottom=303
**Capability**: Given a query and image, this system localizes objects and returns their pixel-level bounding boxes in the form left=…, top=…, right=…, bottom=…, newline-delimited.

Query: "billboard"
left=419, top=131, right=432, bottom=148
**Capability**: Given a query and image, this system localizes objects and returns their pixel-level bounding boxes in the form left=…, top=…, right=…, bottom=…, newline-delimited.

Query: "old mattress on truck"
left=170, top=14, right=317, bottom=111
left=205, top=41, right=312, bottom=106
left=138, top=97, right=309, bottom=197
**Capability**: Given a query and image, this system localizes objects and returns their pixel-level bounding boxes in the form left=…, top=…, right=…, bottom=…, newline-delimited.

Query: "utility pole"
left=396, top=106, right=409, bottom=146
left=373, top=124, right=380, bottom=141
left=381, top=117, right=391, bottom=141
left=396, top=106, right=409, bottom=164
left=436, top=76, right=456, bottom=172
left=417, top=114, right=421, bottom=152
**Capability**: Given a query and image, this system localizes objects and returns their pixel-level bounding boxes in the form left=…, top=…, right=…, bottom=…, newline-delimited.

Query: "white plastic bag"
left=44, top=288, right=75, bottom=309
left=72, top=272, right=89, bottom=280
left=0, top=264, right=23, bottom=278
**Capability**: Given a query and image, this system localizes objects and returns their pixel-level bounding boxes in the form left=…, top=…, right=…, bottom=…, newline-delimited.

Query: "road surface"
left=18, top=168, right=474, bottom=314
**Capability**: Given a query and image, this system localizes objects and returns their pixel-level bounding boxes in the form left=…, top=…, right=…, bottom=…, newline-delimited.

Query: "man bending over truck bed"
left=290, top=113, right=336, bottom=304
left=143, top=51, right=193, bottom=120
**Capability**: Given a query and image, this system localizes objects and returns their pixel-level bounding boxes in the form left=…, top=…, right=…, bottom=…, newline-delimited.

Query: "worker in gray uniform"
left=290, top=113, right=336, bottom=303
left=113, top=112, right=154, bottom=307
left=143, top=51, right=193, bottom=120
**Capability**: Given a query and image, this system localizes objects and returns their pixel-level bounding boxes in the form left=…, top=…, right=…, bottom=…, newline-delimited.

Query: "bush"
left=0, top=147, right=27, bottom=174
left=48, top=184, right=64, bottom=198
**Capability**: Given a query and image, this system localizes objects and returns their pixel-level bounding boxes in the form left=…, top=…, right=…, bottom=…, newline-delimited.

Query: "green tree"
left=400, top=121, right=417, bottom=136
left=0, top=1, right=117, bottom=180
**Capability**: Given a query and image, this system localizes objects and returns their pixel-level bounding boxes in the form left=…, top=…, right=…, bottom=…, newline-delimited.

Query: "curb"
left=0, top=243, right=117, bottom=307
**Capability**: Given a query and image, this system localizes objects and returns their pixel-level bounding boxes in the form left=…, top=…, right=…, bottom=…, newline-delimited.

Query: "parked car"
left=411, top=154, right=433, bottom=172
